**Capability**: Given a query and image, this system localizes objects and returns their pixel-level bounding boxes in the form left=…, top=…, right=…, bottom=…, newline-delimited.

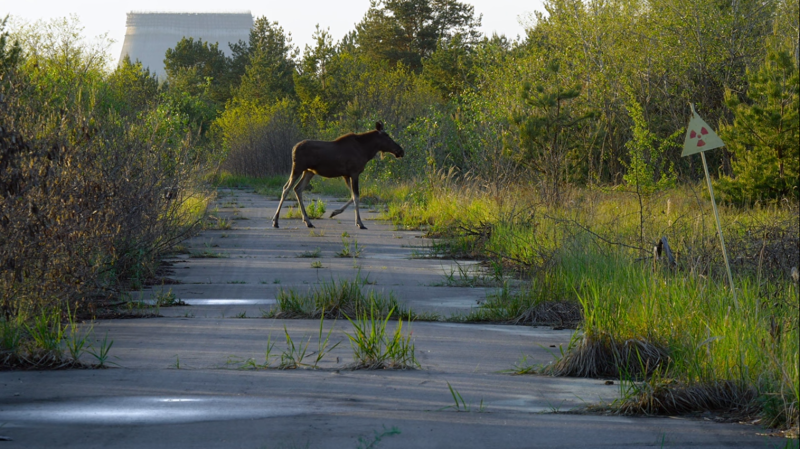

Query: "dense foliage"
left=153, top=0, right=798, bottom=203
left=1, top=16, right=206, bottom=318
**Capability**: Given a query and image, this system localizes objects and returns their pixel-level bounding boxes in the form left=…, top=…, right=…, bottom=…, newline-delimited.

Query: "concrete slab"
left=0, top=189, right=785, bottom=448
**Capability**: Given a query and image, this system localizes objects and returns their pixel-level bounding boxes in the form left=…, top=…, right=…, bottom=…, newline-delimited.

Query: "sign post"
left=682, top=104, right=738, bottom=309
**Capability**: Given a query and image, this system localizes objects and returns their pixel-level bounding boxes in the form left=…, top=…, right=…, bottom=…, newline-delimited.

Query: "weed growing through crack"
left=336, top=235, right=363, bottom=258
left=309, top=229, right=326, bottom=237
left=311, top=260, right=323, bottom=269
left=279, top=326, right=311, bottom=369
left=510, top=355, right=539, bottom=375
left=345, top=304, right=417, bottom=370
left=154, top=289, right=186, bottom=307
left=205, top=214, right=232, bottom=230
left=296, top=247, right=322, bottom=258
left=356, top=426, right=402, bottom=449
left=443, top=382, right=485, bottom=412
left=189, top=249, right=229, bottom=258
left=225, top=334, right=277, bottom=370
left=286, top=199, right=327, bottom=220
left=64, top=306, right=93, bottom=362
left=228, top=316, right=341, bottom=370
left=312, top=313, right=340, bottom=368
left=87, top=332, right=116, bottom=368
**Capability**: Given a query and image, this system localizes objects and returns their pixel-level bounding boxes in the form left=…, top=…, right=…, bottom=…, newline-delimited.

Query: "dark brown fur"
left=272, top=122, right=404, bottom=229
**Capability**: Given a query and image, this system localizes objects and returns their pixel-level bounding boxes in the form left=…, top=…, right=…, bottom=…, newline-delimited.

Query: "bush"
left=215, top=99, right=302, bottom=177
left=1, top=16, right=205, bottom=317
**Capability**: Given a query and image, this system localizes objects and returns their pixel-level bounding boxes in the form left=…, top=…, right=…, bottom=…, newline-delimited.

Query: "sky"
left=4, top=0, right=544, bottom=67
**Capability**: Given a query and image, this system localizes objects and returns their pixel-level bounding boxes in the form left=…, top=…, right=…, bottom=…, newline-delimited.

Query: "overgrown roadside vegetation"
left=0, top=18, right=211, bottom=368
left=380, top=176, right=798, bottom=432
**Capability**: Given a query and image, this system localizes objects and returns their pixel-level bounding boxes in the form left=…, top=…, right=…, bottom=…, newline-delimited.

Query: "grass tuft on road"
left=266, top=273, right=420, bottom=321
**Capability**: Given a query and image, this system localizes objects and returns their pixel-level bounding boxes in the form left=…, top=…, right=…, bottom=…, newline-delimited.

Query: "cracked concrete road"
left=0, top=189, right=782, bottom=448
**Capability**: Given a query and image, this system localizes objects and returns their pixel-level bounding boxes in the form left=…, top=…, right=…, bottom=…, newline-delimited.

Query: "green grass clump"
left=296, top=247, right=322, bottom=258
left=1, top=305, right=112, bottom=369
left=267, top=274, right=414, bottom=320
left=285, top=199, right=326, bottom=220
left=336, top=235, right=364, bottom=258
left=345, top=304, right=418, bottom=370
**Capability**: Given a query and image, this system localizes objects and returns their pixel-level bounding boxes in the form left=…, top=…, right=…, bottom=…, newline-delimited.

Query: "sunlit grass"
left=380, top=175, right=799, bottom=429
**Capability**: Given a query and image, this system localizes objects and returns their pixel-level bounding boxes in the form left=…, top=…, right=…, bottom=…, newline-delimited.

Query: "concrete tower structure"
left=119, top=12, right=253, bottom=79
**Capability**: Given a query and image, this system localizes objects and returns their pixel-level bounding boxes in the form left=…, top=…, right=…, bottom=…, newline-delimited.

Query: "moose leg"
left=330, top=176, right=353, bottom=218
left=273, top=169, right=301, bottom=228
left=294, top=171, right=316, bottom=228
left=351, top=176, right=366, bottom=230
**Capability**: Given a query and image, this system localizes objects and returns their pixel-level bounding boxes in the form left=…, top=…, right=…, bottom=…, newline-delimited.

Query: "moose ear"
left=375, top=121, right=383, bottom=131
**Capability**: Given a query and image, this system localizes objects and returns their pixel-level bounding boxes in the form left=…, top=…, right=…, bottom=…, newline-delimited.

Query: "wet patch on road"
left=0, top=395, right=343, bottom=425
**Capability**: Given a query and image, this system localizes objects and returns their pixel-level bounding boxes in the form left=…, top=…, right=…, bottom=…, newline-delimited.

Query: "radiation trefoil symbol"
left=689, top=127, right=709, bottom=147
left=682, top=104, right=725, bottom=157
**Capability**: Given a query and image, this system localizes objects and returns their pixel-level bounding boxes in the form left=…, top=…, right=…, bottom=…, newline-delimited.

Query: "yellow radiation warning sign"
left=682, top=104, right=725, bottom=157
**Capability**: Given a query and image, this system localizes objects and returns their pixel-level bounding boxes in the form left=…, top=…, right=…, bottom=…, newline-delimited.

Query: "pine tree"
left=717, top=51, right=800, bottom=203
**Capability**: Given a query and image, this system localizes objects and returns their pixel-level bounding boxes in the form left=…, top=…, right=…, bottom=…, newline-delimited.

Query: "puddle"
left=142, top=299, right=276, bottom=306
left=0, top=396, right=342, bottom=425
left=428, top=297, right=480, bottom=308
left=431, top=322, right=574, bottom=337
left=363, top=253, right=409, bottom=260
left=490, top=396, right=565, bottom=413
left=180, top=299, right=276, bottom=306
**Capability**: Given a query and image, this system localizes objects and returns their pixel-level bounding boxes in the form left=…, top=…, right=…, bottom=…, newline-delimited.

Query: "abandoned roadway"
left=0, top=189, right=781, bottom=448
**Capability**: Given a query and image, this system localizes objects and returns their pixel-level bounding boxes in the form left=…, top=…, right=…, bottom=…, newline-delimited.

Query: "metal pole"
left=700, top=151, right=738, bottom=308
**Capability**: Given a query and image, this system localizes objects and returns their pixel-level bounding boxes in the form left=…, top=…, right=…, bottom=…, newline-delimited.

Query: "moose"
left=272, top=122, right=404, bottom=230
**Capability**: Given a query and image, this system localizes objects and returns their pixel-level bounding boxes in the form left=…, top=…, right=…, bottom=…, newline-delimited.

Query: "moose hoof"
left=357, top=224, right=367, bottom=230
left=330, top=210, right=342, bottom=218
left=305, top=222, right=315, bottom=228
left=272, top=221, right=279, bottom=228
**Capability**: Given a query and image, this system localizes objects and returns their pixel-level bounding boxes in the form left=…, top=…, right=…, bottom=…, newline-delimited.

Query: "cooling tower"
left=119, top=12, right=253, bottom=79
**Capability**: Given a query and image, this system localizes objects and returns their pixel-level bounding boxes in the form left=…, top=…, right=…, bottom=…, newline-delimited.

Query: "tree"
left=0, top=15, right=22, bottom=78
left=232, top=17, right=297, bottom=105
left=621, top=87, right=680, bottom=194
left=163, top=37, right=238, bottom=139
left=512, top=61, right=596, bottom=202
left=103, top=56, right=159, bottom=117
left=422, top=33, right=474, bottom=98
left=294, top=25, right=338, bottom=127
left=164, top=37, right=230, bottom=104
left=355, top=0, right=482, bottom=71
left=716, top=50, right=799, bottom=203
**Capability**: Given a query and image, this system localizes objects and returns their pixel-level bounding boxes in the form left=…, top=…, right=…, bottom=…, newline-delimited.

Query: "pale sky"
left=4, top=1, right=543, bottom=67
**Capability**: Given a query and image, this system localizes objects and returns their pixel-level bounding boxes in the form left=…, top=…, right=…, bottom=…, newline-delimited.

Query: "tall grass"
left=550, top=250, right=797, bottom=428
left=381, top=174, right=799, bottom=430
